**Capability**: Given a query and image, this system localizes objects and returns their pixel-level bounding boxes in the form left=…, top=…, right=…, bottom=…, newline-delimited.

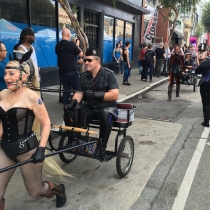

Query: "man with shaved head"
left=55, top=28, right=83, bottom=105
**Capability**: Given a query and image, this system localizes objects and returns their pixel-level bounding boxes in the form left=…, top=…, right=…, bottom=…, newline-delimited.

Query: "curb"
left=117, top=77, right=168, bottom=102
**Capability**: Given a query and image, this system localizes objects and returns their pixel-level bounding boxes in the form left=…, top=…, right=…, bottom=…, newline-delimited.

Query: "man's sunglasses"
left=0, top=50, right=7, bottom=52
left=83, top=58, right=98, bottom=63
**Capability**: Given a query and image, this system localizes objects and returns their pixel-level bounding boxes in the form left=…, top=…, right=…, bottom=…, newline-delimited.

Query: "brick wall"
left=156, top=8, right=169, bottom=43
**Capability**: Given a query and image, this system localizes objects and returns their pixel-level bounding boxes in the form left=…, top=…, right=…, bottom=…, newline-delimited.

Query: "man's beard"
left=29, top=39, right=35, bottom=44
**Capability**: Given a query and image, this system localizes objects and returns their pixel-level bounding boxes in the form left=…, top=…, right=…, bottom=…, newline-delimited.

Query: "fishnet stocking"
left=0, top=147, right=49, bottom=201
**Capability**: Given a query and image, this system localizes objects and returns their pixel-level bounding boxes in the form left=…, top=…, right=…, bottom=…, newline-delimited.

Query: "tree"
left=58, top=0, right=88, bottom=59
left=146, top=0, right=198, bottom=44
left=201, top=2, right=210, bottom=33
left=57, top=0, right=118, bottom=72
left=195, top=22, right=204, bottom=39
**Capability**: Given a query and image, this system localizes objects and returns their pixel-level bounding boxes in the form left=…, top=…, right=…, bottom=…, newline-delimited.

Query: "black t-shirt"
left=78, top=67, right=119, bottom=108
left=155, top=48, right=165, bottom=60
left=55, top=40, right=81, bottom=73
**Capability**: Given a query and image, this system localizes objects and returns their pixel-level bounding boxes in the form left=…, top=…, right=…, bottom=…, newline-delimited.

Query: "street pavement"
left=5, top=70, right=209, bottom=210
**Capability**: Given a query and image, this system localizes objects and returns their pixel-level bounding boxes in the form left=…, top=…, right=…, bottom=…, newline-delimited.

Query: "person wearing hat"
left=55, top=28, right=83, bottom=105
left=14, top=28, right=39, bottom=81
left=183, top=52, right=193, bottom=84
left=68, top=47, right=119, bottom=152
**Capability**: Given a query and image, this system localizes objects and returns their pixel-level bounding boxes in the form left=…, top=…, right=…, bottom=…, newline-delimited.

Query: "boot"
left=0, top=199, right=5, bottom=210
left=167, top=85, right=173, bottom=101
left=176, top=84, right=180, bottom=97
left=99, top=122, right=113, bottom=151
left=202, top=105, right=210, bottom=127
left=44, top=181, right=66, bottom=208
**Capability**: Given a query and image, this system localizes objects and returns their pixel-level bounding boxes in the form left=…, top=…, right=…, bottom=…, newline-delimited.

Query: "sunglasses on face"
left=83, top=58, right=98, bottom=63
left=0, top=50, right=7, bottom=52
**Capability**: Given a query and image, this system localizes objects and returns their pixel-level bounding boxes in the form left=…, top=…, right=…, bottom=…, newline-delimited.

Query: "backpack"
left=145, top=50, right=154, bottom=64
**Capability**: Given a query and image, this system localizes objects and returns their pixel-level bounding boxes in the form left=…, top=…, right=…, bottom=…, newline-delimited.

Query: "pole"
left=0, top=140, right=97, bottom=174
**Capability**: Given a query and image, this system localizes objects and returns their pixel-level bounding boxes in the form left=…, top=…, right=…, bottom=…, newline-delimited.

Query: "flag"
left=144, top=2, right=160, bottom=43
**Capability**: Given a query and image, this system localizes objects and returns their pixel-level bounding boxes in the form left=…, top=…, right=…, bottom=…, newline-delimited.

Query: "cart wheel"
left=59, top=134, right=77, bottom=163
left=116, top=136, right=134, bottom=177
left=193, top=76, right=197, bottom=92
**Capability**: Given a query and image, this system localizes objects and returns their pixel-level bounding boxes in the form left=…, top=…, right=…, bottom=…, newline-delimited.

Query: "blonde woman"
left=0, top=50, right=67, bottom=210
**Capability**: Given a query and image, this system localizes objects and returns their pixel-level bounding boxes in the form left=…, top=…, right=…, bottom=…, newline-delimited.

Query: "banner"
left=143, top=3, right=160, bottom=43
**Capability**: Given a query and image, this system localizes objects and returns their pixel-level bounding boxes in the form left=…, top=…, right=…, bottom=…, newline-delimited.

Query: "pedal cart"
left=48, top=103, right=136, bottom=177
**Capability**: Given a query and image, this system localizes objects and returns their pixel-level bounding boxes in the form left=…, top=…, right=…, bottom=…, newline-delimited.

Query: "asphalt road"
left=4, top=82, right=209, bottom=210
left=131, top=82, right=209, bottom=210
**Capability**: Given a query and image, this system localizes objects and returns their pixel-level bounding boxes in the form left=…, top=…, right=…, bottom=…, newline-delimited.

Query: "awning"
left=118, top=0, right=150, bottom=14
left=172, top=30, right=184, bottom=39
left=103, top=0, right=150, bottom=15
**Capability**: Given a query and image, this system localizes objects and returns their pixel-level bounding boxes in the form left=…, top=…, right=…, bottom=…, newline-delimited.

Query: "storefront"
left=0, top=0, right=148, bottom=87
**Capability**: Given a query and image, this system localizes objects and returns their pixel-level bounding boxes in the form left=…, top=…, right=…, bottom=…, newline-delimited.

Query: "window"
left=103, top=16, right=114, bottom=63
left=31, top=0, right=56, bottom=67
left=103, top=16, right=134, bottom=63
left=0, top=0, right=28, bottom=63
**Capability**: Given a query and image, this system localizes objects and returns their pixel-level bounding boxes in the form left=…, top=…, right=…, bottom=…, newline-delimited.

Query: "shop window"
left=125, top=22, right=133, bottom=60
left=0, top=0, right=28, bottom=63
left=115, top=19, right=124, bottom=46
left=31, top=0, right=56, bottom=67
left=103, top=15, right=114, bottom=63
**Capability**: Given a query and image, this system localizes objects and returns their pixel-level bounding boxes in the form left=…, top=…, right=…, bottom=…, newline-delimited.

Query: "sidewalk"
left=42, top=68, right=168, bottom=125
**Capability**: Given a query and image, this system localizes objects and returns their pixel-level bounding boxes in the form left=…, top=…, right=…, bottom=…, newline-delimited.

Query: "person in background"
left=0, top=41, right=7, bottom=91
left=144, top=44, right=156, bottom=82
left=113, top=43, right=122, bottom=74
left=139, top=43, right=148, bottom=81
left=14, top=28, right=40, bottom=83
left=183, top=52, right=193, bottom=84
left=55, top=28, right=83, bottom=105
left=169, top=43, right=173, bottom=52
left=122, top=41, right=131, bottom=85
left=118, top=40, right=124, bottom=73
left=196, top=58, right=210, bottom=127
left=198, top=43, right=208, bottom=64
left=167, top=44, right=184, bottom=101
left=14, top=28, right=41, bottom=137
left=154, top=43, right=165, bottom=77
left=163, top=42, right=171, bottom=73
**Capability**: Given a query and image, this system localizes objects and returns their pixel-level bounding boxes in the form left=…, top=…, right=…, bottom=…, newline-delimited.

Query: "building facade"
left=0, top=0, right=149, bottom=87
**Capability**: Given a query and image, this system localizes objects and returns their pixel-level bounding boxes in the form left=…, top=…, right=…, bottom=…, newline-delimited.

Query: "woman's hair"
left=116, top=43, right=120, bottom=48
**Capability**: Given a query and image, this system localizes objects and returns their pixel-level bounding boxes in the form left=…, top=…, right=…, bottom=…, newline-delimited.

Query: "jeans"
left=59, top=70, right=79, bottom=105
left=144, top=63, right=154, bottom=80
left=122, top=62, right=129, bottom=83
left=154, top=59, right=163, bottom=77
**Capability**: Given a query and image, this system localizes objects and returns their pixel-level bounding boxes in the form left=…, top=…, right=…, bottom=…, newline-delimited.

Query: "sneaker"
left=187, top=80, right=191, bottom=84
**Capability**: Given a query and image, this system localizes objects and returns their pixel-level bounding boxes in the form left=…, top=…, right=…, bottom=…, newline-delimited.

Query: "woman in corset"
left=0, top=50, right=68, bottom=210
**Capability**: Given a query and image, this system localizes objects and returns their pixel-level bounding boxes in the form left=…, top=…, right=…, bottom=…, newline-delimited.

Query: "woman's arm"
left=113, top=49, right=117, bottom=60
left=29, top=94, right=51, bottom=147
left=196, top=52, right=199, bottom=65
